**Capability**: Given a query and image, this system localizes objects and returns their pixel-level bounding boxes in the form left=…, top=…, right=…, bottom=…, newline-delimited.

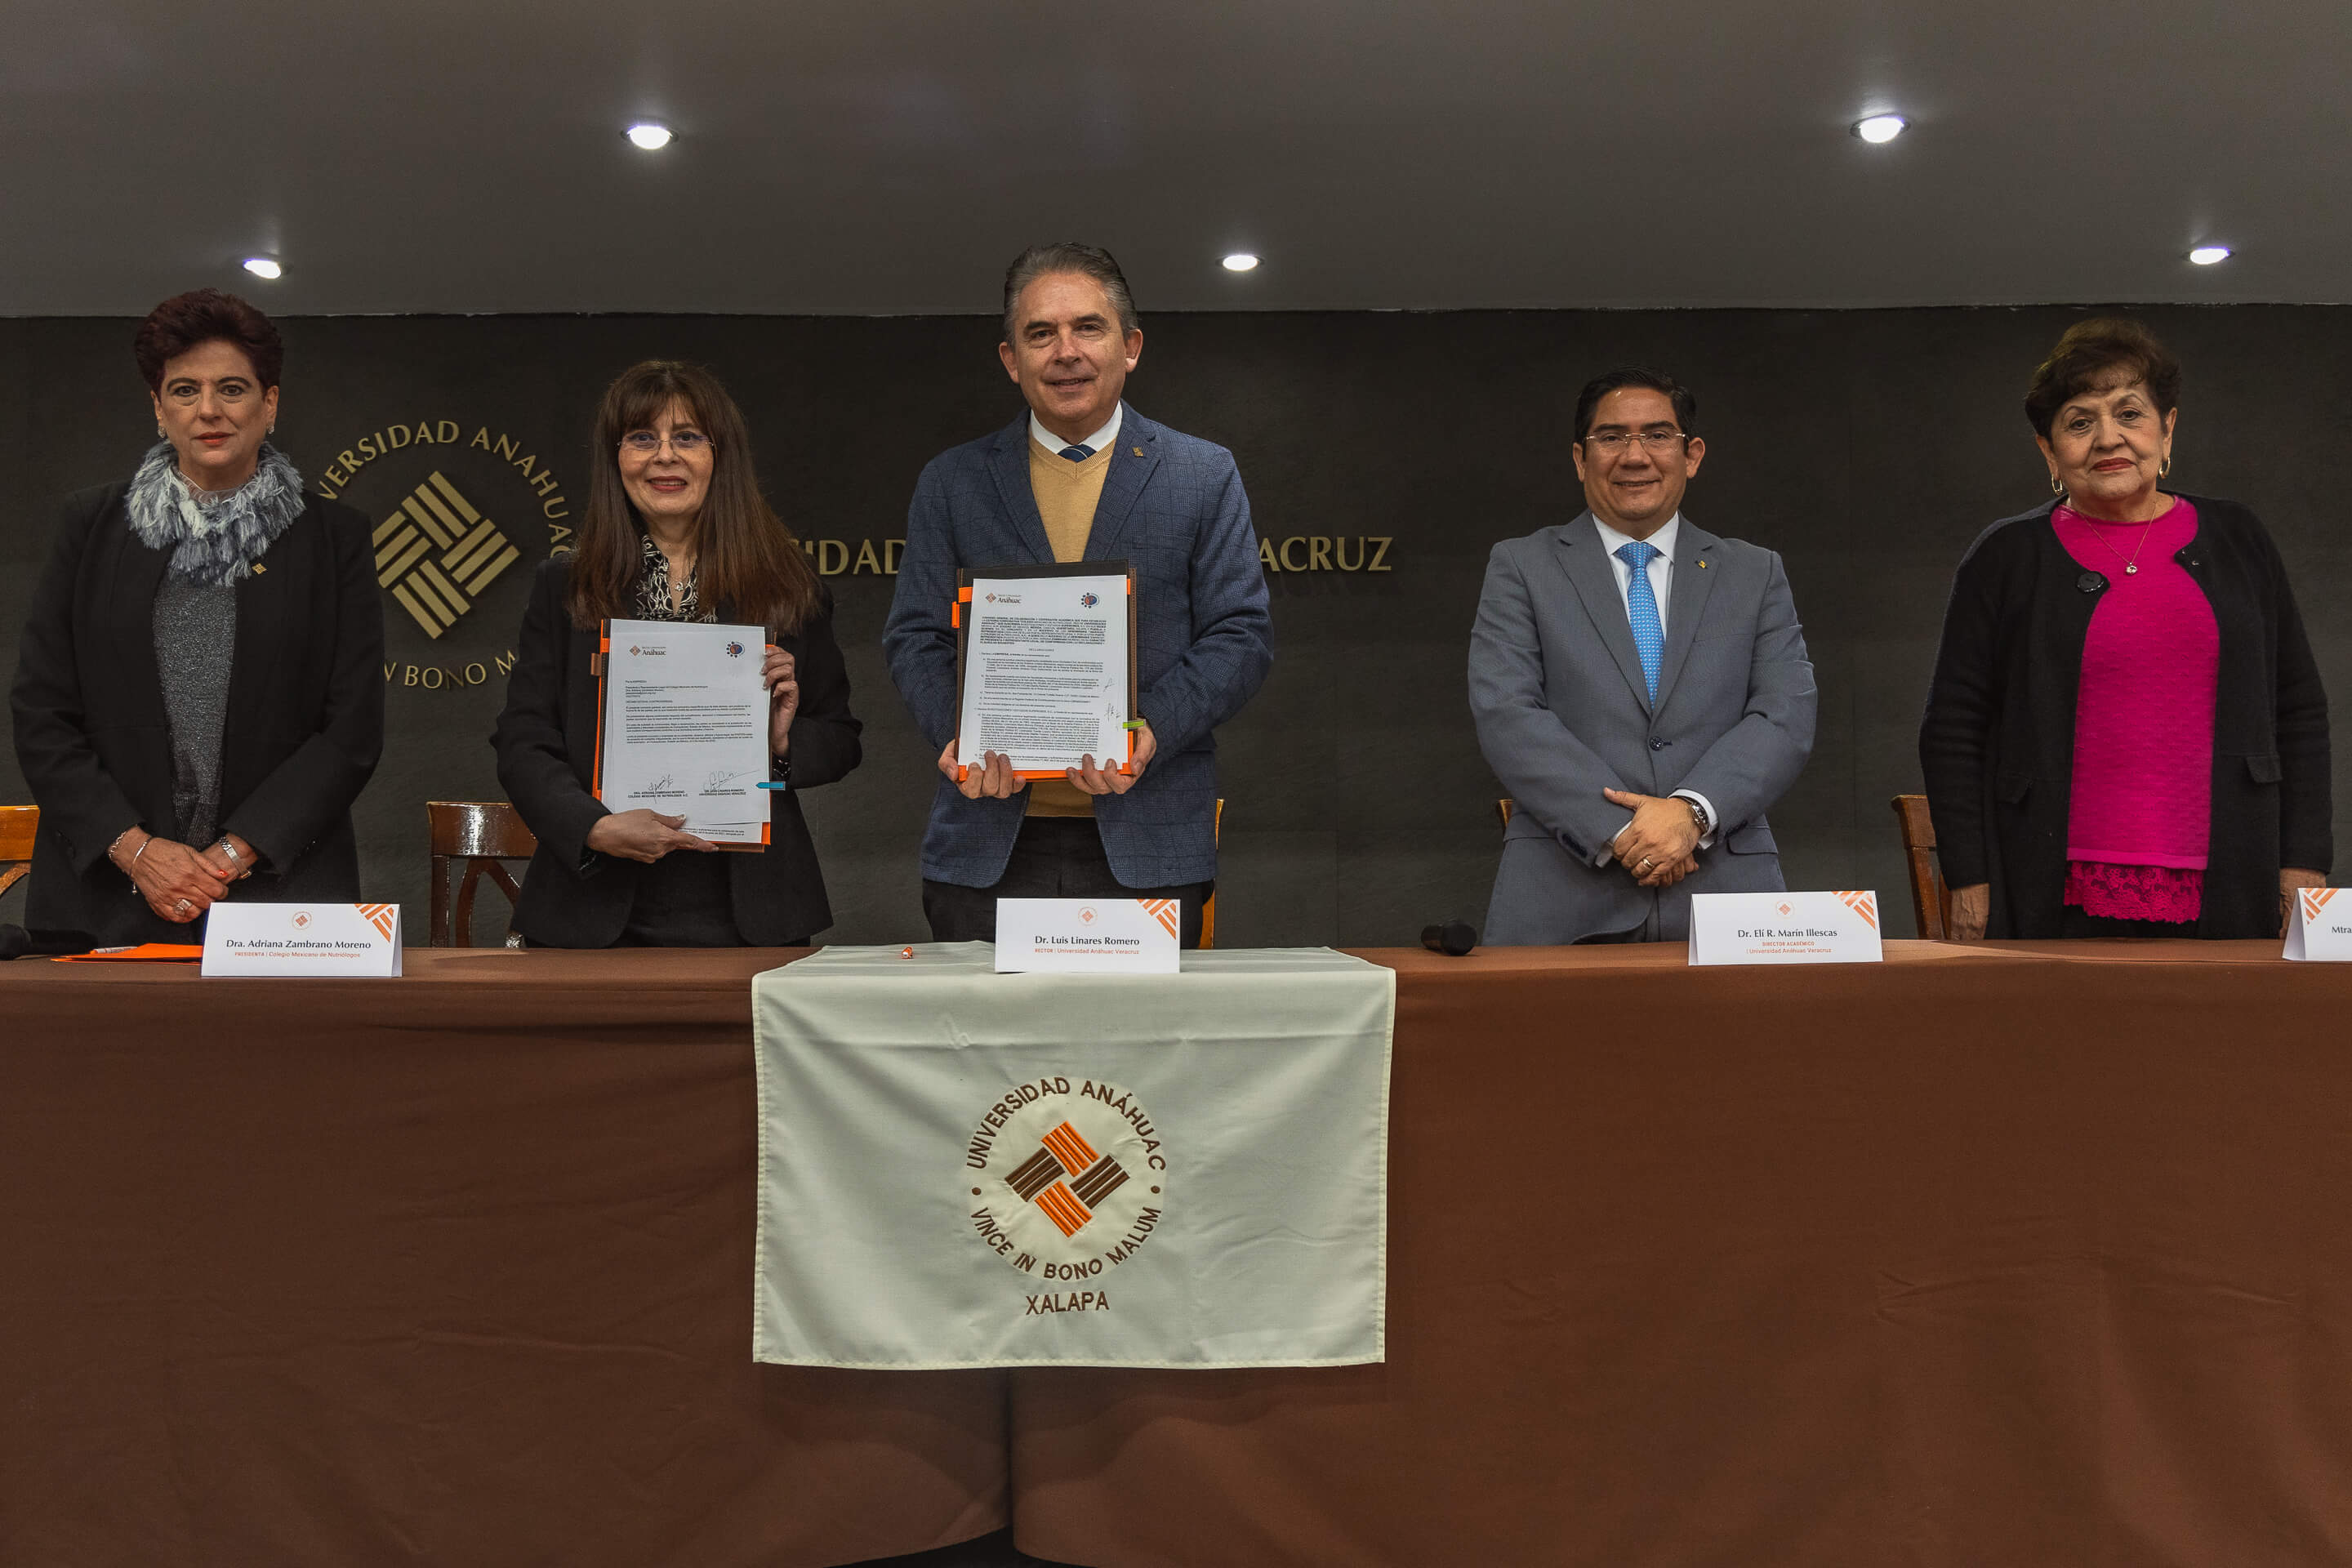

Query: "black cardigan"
left=1918, top=493, right=2330, bottom=938
left=491, top=556, right=862, bottom=947
left=10, top=482, right=386, bottom=943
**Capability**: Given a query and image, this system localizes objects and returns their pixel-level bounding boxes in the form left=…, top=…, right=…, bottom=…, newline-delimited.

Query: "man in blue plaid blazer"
left=884, top=243, right=1273, bottom=946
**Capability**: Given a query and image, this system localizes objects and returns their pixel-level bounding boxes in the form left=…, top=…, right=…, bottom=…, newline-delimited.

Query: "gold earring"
left=2158, top=455, right=2171, bottom=479
left=2049, top=472, right=2065, bottom=496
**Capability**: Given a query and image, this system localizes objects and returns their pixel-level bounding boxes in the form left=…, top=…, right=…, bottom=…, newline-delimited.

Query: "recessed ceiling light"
left=1221, top=253, right=1259, bottom=272
left=2188, top=244, right=2232, bottom=265
left=626, top=122, right=674, bottom=151
left=1852, top=114, right=1908, bottom=144
left=241, top=256, right=283, bottom=280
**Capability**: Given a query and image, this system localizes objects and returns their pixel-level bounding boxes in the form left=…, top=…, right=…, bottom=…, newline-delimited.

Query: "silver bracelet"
left=216, top=837, right=243, bottom=871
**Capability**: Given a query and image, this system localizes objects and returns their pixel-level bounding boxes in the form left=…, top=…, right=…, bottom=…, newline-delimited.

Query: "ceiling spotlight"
left=1852, top=114, right=1908, bottom=144
left=241, top=256, right=283, bottom=280
left=2188, top=244, right=2233, bottom=265
left=626, top=122, right=674, bottom=151
left=1221, top=253, right=1259, bottom=272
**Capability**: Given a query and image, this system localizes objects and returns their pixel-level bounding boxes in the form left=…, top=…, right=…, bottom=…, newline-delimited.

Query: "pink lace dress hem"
left=2065, top=860, right=2203, bottom=924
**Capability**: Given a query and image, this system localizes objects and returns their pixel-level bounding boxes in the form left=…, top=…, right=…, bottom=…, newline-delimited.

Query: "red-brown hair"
left=565, top=361, right=821, bottom=636
left=133, top=288, right=283, bottom=390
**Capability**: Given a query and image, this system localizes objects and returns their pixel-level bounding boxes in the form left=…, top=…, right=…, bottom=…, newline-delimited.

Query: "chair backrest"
left=427, top=801, right=538, bottom=947
left=1199, top=799, right=1225, bottom=950
left=0, top=804, right=36, bottom=902
left=1497, top=798, right=1514, bottom=830
left=1890, top=794, right=1949, bottom=940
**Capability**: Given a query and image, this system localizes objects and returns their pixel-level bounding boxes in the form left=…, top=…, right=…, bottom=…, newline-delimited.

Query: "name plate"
left=994, top=898, right=1181, bottom=975
left=202, top=903, right=404, bottom=977
left=2283, top=889, right=2352, bottom=961
left=1689, top=890, right=1882, bottom=966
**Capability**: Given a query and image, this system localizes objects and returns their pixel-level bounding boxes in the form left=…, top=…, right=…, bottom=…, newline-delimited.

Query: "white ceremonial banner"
left=202, top=902, right=403, bottom=977
left=752, top=944, right=1393, bottom=1370
left=994, top=898, right=1181, bottom=975
left=2283, top=888, right=2352, bottom=960
left=1688, top=890, right=1883, bottom=966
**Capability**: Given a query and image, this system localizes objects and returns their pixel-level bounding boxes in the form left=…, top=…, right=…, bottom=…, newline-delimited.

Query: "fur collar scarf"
left=125, top=441, right=306, bottom=586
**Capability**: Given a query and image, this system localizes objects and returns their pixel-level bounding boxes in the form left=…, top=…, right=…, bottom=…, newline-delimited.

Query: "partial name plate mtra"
left=202, top=903, right=403, bottom=978
left=1689, top=890, right=1882, bottom=966
left=2283, top=888, right=2352, bottom=961
left=995, top=898, right=1181, bottom=975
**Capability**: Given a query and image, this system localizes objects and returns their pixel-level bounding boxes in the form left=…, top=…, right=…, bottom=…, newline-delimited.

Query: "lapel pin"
left=252, top=564, right=266, bottom=574
left=1132, top=446, right=1143, bottom=457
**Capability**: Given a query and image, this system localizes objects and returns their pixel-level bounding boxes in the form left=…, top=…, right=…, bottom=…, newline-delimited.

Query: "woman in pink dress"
left=1920, top=318, right=2329, bottom=939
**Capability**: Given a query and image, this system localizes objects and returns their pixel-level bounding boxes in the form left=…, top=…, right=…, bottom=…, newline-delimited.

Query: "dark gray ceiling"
left=8, top=0, right=2348, bottom=316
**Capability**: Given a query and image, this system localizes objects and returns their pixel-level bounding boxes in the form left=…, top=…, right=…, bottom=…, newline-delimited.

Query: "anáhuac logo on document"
left=964, top=1077, right=1165, bottom=1312
left=310, top=418, right=573, bottom=697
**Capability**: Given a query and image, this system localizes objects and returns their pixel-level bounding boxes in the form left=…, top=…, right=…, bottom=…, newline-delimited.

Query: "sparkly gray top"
left=152, top=570, right=236, bottom=844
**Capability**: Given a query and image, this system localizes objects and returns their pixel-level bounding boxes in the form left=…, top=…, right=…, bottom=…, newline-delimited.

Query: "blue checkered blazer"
left=884, top=406, right=1274, bottom=889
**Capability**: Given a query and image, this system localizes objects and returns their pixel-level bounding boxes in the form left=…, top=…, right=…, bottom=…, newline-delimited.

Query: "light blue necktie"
left=1615, top=540, right=1664, bottom=705
left=1058, top=444, right=1094, bottom=461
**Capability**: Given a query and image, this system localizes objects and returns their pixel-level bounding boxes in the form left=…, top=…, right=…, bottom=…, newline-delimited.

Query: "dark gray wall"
left=4, top=307, right=2346, bottom=944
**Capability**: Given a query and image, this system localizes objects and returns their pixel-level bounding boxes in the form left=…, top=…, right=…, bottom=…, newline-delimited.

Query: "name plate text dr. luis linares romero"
left=201, top=903, right=404, bottom=978
left=995, top=898, right=1181, bottom=975
left=1688, top=890, right=1883, bottom=966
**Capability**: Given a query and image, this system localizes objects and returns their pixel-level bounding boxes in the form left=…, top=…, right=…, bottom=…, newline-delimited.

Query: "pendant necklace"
left=2079, top=513, right=2156, bottom=576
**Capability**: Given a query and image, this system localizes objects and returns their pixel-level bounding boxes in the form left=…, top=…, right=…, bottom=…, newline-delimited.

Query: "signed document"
left=955, top=567, right=1134, bottom=778
left=595, top=617, right=770, bottom=847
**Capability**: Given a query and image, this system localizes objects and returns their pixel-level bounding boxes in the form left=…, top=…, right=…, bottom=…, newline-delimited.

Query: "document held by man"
left=955, top=567, right=1134, bottom=780
left=595, top=617, right=771, bottom=846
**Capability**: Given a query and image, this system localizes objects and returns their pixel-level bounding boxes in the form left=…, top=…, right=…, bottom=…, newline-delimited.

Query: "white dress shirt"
left=1030, top=404, right=1124, bottom=460
left=1588, top=512, right=1717, bottom=860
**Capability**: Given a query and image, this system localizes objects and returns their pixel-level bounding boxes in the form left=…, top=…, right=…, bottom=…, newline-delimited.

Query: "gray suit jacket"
left=1469, top=514, right=1816, bottom=944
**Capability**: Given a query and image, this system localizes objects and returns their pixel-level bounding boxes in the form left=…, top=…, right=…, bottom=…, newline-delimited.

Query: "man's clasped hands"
left=1601, top=787, right=1702, bottom=889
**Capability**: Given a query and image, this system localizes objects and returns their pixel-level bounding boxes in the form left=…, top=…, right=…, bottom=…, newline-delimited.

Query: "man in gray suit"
left=1470, top=368, right=1815, bottom=944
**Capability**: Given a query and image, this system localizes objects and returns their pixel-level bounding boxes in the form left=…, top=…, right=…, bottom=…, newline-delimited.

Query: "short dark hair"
left=1001, top=243, right=1138, bottom=344
left=2023, top=317, right=2182, bottom=436
left=1574, top=368, right=1697, bottom=441
left=133, top=288, right=283, bottom=391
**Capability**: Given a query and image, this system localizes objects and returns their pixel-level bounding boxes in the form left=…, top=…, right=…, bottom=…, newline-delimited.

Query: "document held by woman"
left=595, top=617, right=772, bottom=845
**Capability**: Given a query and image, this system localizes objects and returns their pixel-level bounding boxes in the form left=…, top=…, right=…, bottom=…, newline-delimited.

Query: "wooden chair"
left=1891, top=794, right=1950, bottom=939
left=0, top=805, right=36, bottom=902
left=428, top=802, right=537, bottom=947
left=1497, top=799, right=1514, bottom=830
left=1199, top=800, right=1225, bottom=950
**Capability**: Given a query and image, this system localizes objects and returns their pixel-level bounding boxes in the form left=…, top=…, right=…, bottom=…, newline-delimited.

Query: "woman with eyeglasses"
left=492, top=360, right=861, bottom=946
left=1919, top=318, right=2329, bottom=941
left=11, top=288, right=384, bottom=950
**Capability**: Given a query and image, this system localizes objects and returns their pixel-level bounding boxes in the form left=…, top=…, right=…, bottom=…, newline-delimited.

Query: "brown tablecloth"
left=11, top=942, right=2352, bottom=1566
left=0, top=948, right=1006, bottom=1568
left=1013, top=942, right=2352, bottom=1566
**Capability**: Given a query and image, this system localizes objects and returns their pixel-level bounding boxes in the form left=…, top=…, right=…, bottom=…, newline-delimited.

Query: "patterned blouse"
left=635, top=533, right=715, bottom=623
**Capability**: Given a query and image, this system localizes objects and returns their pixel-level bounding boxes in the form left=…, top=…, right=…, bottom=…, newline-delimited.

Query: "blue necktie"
left=1058, top=444, right=1094, bottom=461
left=1615, top=540, right=1664, bottom=705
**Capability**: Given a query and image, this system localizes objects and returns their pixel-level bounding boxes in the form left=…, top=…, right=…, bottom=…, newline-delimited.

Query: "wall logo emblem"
left=291, top=911, right=313, bottom=930
left=314, top=418, right=572, bottom=696
left=965, top=1077, right=1165, bottom=1282
left=375, top=471, right=523, bottom=639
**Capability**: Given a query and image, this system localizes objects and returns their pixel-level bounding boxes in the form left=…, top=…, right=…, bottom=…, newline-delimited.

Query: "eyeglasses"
left=1580, top=430, right=1688, bottom=456
left=620, top=430, right=710, bottom=456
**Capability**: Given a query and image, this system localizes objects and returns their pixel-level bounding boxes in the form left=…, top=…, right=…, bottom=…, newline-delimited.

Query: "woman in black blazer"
left=492, top=360, right=860, bottom=947
left=1920, top=318, right=2329, bottom=940
left=11, top=289, right=385, bottom=947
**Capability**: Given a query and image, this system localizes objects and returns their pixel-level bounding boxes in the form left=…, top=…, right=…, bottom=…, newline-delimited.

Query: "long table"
left=7, top=942, right=2350, bottom=1565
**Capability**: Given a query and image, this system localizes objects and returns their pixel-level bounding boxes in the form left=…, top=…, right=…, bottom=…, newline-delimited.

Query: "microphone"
left=1420, top=920, right=1477, bottom=957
